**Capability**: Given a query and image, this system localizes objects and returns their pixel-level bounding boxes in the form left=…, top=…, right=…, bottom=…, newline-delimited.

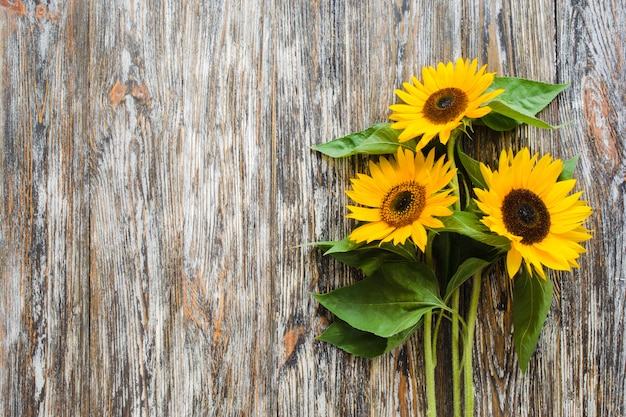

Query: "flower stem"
left=446, top=131, right=462, bottom=212
left=451, top=290, right=461, bottom=417
left=423, top=241, right=438, bottom=417
left=464, top=271, right=482, bottom=417
left=424, top=310, right=437, bottom=417
left=446, top=129, right=464, bottom=417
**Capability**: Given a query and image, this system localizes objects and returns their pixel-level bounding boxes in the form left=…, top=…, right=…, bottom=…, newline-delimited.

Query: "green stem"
left=424, top=310, right=437, bottom=417
left=447, top=130, right=463, bottom=417
left=463, top=271, right=482, bottom=417
left=446, top=131, right=462, bottom=212
left=451, top=290, right=461, bottom=417
left=423, top=240, right=438, bottom=417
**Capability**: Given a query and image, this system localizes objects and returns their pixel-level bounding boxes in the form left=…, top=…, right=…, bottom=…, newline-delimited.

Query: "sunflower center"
left=501, top=189, right=551, bottom=244
left=423, top=87, right=469, bottom=125
left=380, top=182, right=426, bottom=227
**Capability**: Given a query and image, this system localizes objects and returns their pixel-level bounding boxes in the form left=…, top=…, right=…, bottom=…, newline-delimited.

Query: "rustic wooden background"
left=1, top=0, right=624, bottom=416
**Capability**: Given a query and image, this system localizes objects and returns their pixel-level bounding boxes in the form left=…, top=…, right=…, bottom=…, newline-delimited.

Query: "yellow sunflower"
left=474, top=148, right=593, bottom=279
left=389, top=58, right=504, bottom=150
left=346, top=148, right=458, bottom=250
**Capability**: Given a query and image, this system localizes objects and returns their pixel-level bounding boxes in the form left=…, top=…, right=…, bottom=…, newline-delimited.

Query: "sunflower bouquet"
left=311, top=58, right=593, bottom=417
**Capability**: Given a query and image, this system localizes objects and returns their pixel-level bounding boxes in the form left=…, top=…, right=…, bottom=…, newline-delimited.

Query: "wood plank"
left=557, top=1, right=626, bottom=416
left=0, top=2, right=91, bottom=415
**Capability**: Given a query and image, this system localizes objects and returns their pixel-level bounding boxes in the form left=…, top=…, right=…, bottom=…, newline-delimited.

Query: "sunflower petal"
left=507, top=247, right=523, bottom=278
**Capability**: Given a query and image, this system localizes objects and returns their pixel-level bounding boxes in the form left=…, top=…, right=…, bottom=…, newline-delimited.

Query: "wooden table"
left=1, top=1, right=624, bottom=415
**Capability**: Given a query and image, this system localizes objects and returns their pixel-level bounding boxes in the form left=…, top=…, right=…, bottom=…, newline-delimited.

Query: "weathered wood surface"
left=0, top=0, right=624, bottom=415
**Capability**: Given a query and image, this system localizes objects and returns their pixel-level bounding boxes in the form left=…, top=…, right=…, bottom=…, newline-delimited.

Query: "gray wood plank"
left=557, top=1, right=626, bottom=416
left=0, top=2, right=91, bottom=416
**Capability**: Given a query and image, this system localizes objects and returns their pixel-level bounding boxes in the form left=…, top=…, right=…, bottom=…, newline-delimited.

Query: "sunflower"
left=474, top=148, right=593, bottom=279
left=345, top=148, right=458, bottom=250
left=389, top=58, right=504, bottom=150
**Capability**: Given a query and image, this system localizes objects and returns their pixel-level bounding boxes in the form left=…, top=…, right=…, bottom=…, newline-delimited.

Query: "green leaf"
left=313, top=262, right=444, bottom=337
left=482, top=77, right=569, bottom=131
left=316, top=319, right=419, bottom=358
left=457, top=144, right=487, bottom=190
left=558, top=154, right=580, bottom=181
left=478, top=112, right=521, bottom=131
left=323, top=237, right=418, bottom=260
left=316, top=237, right=418, bottom=276
left=513, top=269, right=554, bottom=373
left=486, top=101, right=560, bottom=130
left=311, top=123, right=417, bottom=158
left=439, top=211, right=511, bottom=250
left=488, top=77, right=569, bottom=115
left=443, top=257, right=491, bottom=302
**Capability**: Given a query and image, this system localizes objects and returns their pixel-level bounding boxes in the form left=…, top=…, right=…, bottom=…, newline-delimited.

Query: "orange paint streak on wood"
left=283, top=327, right=303, bottom=360
left=0, top=0, right=26, bottom=16
left=181, top=274, right=210, bottom=332
left=398, top=371, right=411, bottom=416
left=108, top=81, right=128, bottom=108
left=211, top=289, right=224, bottom=343
left=582, top=74, right=619, bottom=166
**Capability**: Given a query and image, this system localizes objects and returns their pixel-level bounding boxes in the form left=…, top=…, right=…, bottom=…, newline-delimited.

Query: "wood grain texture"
left=1, top=0, right=624, bottom=416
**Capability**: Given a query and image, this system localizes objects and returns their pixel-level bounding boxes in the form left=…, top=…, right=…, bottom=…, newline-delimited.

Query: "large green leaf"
left=481, top=77, right=569, bottom=131
left=486, top=101, right=560, bottom=130
left=316, top=319, right=420, bottom=358
left=311, top=123, right=417, bottom=158
left=313, top=262, right=444, bottom=337
left=488, top=77, right=570, bottom=115
left=513, top=269, right=554, bottom=373
left=323, top=237, right=418, bottom=261
left=439, top=211, right=511, bottom=250
left=478, top=112, right=520, bottom=131
left=316, top=237, right=418, bottom=276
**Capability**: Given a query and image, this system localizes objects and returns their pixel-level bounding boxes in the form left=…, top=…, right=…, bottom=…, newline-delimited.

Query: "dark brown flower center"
left=501, top=189, right=551, bottom=244
left=380, top=182, right=426, bottom=227
left=423, top=87, right=469, bottom=124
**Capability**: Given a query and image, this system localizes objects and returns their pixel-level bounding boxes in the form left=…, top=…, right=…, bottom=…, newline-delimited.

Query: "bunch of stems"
left=423, top=133, right=482, bottom=417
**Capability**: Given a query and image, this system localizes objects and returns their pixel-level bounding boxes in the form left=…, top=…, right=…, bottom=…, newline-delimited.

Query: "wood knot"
left=130, top=81, right=151, bottom=106
left=109, top=80, right=151, bottom=108
left=35, top=4, right=59, bottom=20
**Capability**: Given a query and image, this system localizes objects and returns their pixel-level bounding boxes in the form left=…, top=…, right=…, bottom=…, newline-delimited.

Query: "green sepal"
left=311, top=123, right=417, bottom=158
left=481, top=77, right=570, bottom=131
left=558, top=154, right=580, bottom=181
left=316, top=319, right=420, bottom=359
left=313, top=262, right=444, bottom=338
left=513, top=268, right=554, bottom=374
